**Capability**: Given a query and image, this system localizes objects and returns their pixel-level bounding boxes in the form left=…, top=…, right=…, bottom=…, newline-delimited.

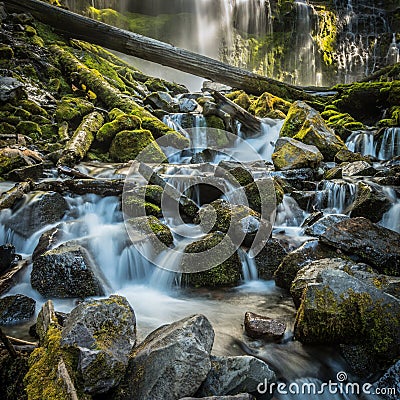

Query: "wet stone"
left=244, top=312, right=286, bottom=340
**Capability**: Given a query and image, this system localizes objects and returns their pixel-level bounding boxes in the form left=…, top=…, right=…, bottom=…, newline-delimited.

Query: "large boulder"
left=345, top=182, right=392, bottom=222
left=294, top=268, right=400, bottom=364
left=195, top=199, right=264, bottom=247
left=342, top=161, right=376, bottom=177
left=271, top=137, right=323, bottom=171
left=109, top=129, right=166, bottom=163
left=61, top=295, right=136, bottom=394
left=115, top=314, right=214, bottom=400
left=280, top=101, right=346, bottom=160
left=274, top=240, right=344, bottom=289
left=290, top=258, right=372, bottom=308
left=0, top=77, right=26, bottom=103
left=320, top=217, right=400, bottom=276
left=197, top=355, right=276, bottom=398
left=6, top=191, right=68, bottom=238
left=254, top=238, right=287, bottom=280
left=182, top=232, right=242, bottom=287
left=31, top=243, right=106, bottom=298
left=0, top=294, right=35, bottom=325
left=304, top=214, right=349, bottom=237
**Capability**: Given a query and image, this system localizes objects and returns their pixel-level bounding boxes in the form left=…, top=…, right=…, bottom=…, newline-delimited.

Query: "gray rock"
left=0, top=77, right=25, bottom=102
left=294, top=268, right=400, bottom=363
left=197, top=355, right=276, bottom=397
left=145, top=91, right=179, bottom=113
left=274, top=240, right=343, bottom=289
left=304, top=214, right=349, bottom=237
left=115, top=314, right=214, bottom=400
left=32, top=226, right=64, bottom=261
left=0, top=294, right=35, bottom=324
left=254, top=238, right=287, bottom=280
left=31, top=243, right=106, bottom=298
left=272, top=137, right=324, bottom=171
left=373, top=360, right=400, bottom=400
left=290, top=258, right=364, bottom=308
left=61, top=295, right=136, bottom=394
left=342, top=161, right=376, bottom=177
left=244, top=312, right=286, bottom=340
left=345, top=182, right=392, bottom=222
left=320, top=217, right=400, bottom=276
left=7, top=191, right=69, bottom=238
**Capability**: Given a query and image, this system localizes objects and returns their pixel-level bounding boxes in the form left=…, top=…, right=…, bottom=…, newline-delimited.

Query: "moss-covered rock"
left=281, top=101, right=347, bottom=160
left=0, top=147, right=41, bottom=177
left=272, top=137, right=324, bottom=170
left=109, top=129, right=166, bottom=163
left=183, top=232, right=241, bottom=287
left=55, top=96, right=94, bottom=125
left=97, top=114, right=141, bottom=146
left=123, top=193, right=162, bottom=218
left=126, top=215, right=173, bottom=247
left=345, top=182, right=392, bottom=222
left=244, top=178, right=283, bottom=215
left=0, top=45, right=14, bottom=60
left=294, top=268, right=400, bottom=365
left=248, top=91, right=290, bottom=118
left=16, top=120, right=41, bottom=140
left=0, top=349, right=28, bottom=400
left=334, top=148, right=371, bottom=163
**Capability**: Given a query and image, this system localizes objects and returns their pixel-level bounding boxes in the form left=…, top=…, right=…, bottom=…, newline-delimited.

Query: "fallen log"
left=57, top=111, right=104, bottom=167
left=211, top=90, right=262, bottom=137
left=34, top=178, right=125, bottom=196
left=5, top=0, right=314, bottom=101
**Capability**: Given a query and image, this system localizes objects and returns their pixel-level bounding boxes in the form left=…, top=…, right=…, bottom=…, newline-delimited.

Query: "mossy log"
left=50, top=45, right=188, bottom=149
left=6, top=0, right=315, bottom=101
left=58, top=111, right=104, bottom=167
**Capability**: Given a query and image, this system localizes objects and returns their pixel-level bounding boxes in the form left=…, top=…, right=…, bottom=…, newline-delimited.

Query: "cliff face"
left=58, top=0, right=399, bottom=86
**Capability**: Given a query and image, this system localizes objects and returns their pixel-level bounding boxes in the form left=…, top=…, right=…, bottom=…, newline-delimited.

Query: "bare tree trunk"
left=5, top=0, right=315, bottom=100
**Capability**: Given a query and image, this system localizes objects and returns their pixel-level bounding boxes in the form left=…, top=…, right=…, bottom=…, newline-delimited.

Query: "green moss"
left=13, top=108, right=31, bottom=119
left=126, top=215, right=173, bottom=246
left=19, top=100, right=48, bottom=117
left=109, top=129, right=166, bottom=163
left=0, top=122, right=16, bottom=135
left=0, top=45, right=14, bottom=60
left=97, top=114, right=141, bottom=146
left=205, top=115, right=225, bottom=130
left=124, top=195, right=161, bottom=218
left=249, top=91, right=290, bottom=118
left=55, top=96, right=94, bottom=124
left=108, top=108, right=126, bottom=121
left=41, top=124, right=58, bottom=140
left=183, top=232, right=241, bottom=288
left=24, top=325, right=86, bottom=400
left=16, top=121, right=41, bottom=139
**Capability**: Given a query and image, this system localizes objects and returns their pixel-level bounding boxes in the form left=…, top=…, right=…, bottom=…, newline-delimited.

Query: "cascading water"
left=386, top=33, right=400, bottom=65
left=380, top=188, right=400, bottom=234
left=292, top=0, right=321, bottom=87
left=334, top=0, right=392, bottom=83
left=318, top=180, right=357, bottom=214
left=346, top=127, right=400, bottom=160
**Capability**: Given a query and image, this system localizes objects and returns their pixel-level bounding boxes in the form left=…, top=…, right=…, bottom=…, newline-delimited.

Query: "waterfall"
left=380, top=188, right=400, bottom=234
left=319, top=180, right=357, bottom=214
left=386, top=33, right=400, bottom=65
left=346, top=127, right=400, bottom=161
left=334, top=0, right=391, bottom=83
left=292, top=0, right=321, bottom=87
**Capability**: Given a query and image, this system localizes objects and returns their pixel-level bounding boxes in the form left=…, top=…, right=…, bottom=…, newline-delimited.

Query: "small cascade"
left=386, top=33, right=400, bottom=65
left=345, top=130, right=376, bottom=157
left=319, top=180, right=357, bottom=213
left=238, top=248, right=258, bottom=281
left=275, top=195, right=307, bottom=228
left=233, top=0, right=269, bottom=36
left=380, top=188, right=400, bottom=234
left=346, top=127, right=400, bottom=161
left=292, top=0, right=321, bottom=87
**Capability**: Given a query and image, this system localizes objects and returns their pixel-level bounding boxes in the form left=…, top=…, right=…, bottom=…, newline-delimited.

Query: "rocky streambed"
left=0, top=2, right=399, bottom=400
